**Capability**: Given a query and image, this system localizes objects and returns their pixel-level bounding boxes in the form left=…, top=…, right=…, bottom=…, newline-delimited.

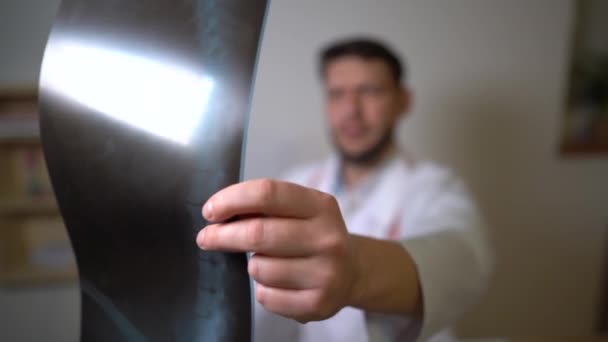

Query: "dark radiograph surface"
left=38, top=1, right=267, bottom=341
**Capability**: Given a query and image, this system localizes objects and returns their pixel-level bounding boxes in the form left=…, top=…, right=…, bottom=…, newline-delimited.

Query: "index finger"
left=203, top=179, right=323, bottom=222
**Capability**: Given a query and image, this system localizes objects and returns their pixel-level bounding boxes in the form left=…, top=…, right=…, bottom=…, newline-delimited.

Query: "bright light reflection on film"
left=43, top=40, right=214, bottom=145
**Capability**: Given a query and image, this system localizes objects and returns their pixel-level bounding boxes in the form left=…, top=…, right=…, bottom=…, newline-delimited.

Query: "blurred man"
left=196, top=38, right=493, bottom=341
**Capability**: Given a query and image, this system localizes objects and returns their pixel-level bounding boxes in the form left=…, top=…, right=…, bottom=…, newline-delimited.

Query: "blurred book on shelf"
left=1, top=145, right=54, bottom=200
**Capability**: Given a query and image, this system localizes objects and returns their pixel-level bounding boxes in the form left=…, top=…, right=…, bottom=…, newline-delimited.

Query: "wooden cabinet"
left=0, top=91, right=77, bottom=287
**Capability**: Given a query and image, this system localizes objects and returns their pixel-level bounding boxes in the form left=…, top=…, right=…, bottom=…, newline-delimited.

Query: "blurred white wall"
left=1, top=0, right=607, bottom=340
left=0, top=0, right=60, bottom=88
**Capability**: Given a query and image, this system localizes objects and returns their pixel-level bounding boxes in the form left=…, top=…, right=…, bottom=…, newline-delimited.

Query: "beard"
left=333, top=126, right=395, bottom=166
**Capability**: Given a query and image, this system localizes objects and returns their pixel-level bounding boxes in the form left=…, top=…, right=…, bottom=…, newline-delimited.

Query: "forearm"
left=348, top=234, right=423, bottom=317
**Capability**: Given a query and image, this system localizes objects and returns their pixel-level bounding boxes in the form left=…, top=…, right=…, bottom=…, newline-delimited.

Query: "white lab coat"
left=254, top=152, right=493, bottom=342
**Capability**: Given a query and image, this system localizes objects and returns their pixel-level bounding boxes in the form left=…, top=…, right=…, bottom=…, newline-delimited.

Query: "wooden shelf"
left=0, top=91, right=40, bottom=146
left=0, top=264, right=77, bottom=288
left=0, top=135, right=40, bottom=146
left=561, top=142, right=608, bottom=156
left=0, top=121, right=40, bottom=145
left=0, top=198, right=60, bottom=218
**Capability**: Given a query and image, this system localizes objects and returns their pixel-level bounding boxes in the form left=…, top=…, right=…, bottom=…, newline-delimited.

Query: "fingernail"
left=255, top=283, right=265, bottom=304
left=197, top=229, right=206, bottom=249
left=202, top=201, right=213, bottom=220
left=248, top=259, right=258, bottom=277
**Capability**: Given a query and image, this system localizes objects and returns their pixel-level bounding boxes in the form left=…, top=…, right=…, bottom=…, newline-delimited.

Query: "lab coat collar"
left=315, top=155, right=339, bottom=195
left=359, top=154, right=412, bottom=238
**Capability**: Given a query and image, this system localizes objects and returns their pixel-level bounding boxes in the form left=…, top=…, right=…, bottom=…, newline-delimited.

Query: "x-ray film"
left=38, top=1, right=268, bottom=341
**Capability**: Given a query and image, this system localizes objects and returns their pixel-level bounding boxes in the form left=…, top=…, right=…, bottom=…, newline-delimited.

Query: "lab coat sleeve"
left=400, top=173, right=494, bottom=341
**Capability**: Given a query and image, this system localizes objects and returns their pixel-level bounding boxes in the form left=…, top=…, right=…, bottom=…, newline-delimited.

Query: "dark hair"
left=319, top=37, right=405, bottom=83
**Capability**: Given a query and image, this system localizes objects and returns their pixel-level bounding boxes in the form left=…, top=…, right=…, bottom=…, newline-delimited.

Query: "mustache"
left=332, top=126, right=395, bottom=165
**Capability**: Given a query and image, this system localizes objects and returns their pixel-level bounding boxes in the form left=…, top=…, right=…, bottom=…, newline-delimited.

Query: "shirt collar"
left=331, top=148, right=401, bottom=198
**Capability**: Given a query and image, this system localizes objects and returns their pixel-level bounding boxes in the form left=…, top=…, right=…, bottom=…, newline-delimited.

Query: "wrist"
left=344, top=234, right=423, bottom=316
left=347, top=234, right=369, bottom=309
